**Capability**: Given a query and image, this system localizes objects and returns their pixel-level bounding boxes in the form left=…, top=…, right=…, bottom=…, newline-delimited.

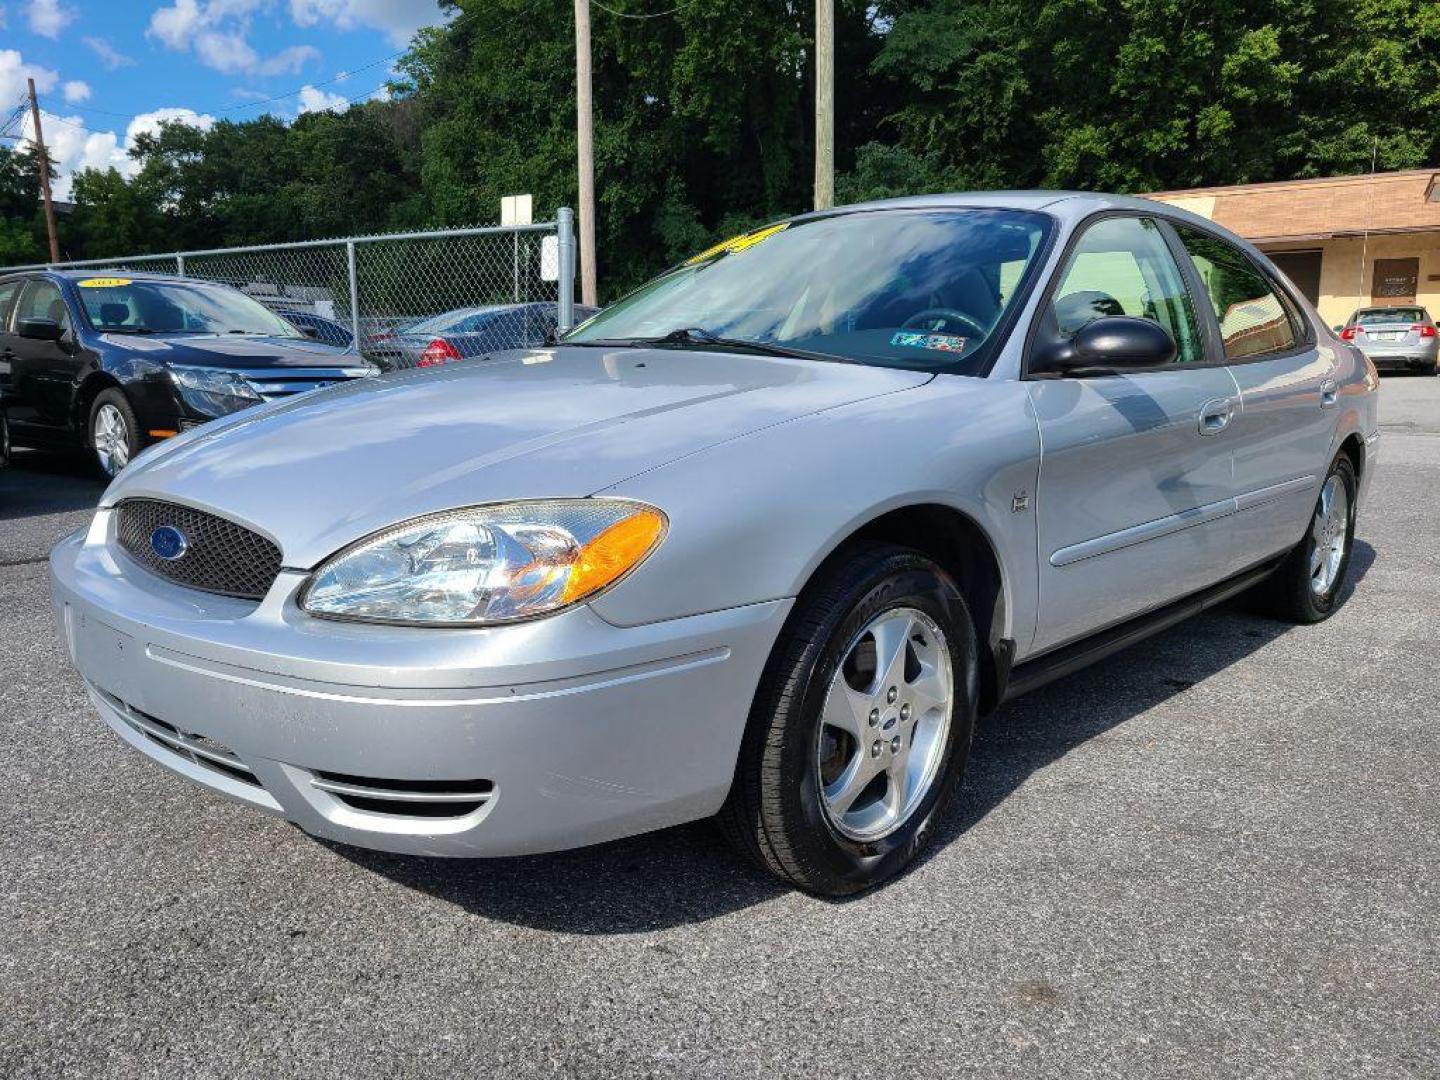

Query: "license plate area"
left=73, top=611, right=141, bottom=704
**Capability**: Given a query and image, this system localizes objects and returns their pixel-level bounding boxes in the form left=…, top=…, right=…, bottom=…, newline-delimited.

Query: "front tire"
left=89, top=389, right=143, bottom=479
left=719, top=545, right=978, bottom=896
left=1256, top=453, right=1357, bottom=623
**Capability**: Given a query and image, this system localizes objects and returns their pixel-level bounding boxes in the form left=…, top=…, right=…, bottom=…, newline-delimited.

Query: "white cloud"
left=62, top=79, right=90, bottom=103
left=18, top=106, right=214, bottom=201
left=193, top=28, right=258, bottom=73
left=288, top=0, right=448, bottom=46
left=0, top=48, right=57, bottom=105
left=148, top=0, right=319, bottom=76
left=26, top=0, right=73, bottom=38
left=297, top=83, right=347, bottom=114
left=256, top=44, right=321, bottom=76
left=82, top=36, right=136, bottom=70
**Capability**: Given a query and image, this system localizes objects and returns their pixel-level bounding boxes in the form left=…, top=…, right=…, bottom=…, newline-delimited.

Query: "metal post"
left=346, top=241, right=361, bottom=354
left=513, top=231, right=520, bottom=302
left=556, top=208, right=576, bottom=331
left=176, top=254, right=186, bottom=278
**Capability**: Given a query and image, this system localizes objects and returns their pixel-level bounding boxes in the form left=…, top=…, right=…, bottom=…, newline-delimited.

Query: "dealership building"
left=1148, top=168, right=1440, bottom=328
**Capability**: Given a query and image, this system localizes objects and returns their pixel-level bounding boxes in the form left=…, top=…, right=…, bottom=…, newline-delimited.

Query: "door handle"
left=1320, top=379, right=1339, bottom=409
left=1197, top=397, right=1233, bottom=436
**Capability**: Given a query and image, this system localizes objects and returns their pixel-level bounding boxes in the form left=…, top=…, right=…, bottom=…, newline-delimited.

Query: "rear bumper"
left=1359, top=342, right=1439, bottom=369
left=50, top=517, right=788, bottom=857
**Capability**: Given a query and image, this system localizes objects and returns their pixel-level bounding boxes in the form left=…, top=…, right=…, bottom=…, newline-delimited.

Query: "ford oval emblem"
left=149, top=525, right=188, bottom=561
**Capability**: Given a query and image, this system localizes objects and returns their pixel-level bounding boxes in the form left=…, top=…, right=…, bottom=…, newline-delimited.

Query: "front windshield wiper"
left=565, top=327, right=831, bottom=362
left=101, top=327, right=156, bottom=335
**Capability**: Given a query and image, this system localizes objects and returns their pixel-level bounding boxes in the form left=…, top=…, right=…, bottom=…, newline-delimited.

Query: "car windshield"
left=1354, top=307, right=1427, bottom=325
left=76, top=277, right=304, bottom=337
left=563, top=208, right=1051, bottom=373
left=406, top=307, right=504, bottom=336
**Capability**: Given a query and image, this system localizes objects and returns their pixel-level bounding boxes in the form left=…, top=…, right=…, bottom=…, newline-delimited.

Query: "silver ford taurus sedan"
left=50, top=193, right=1379, bottom=895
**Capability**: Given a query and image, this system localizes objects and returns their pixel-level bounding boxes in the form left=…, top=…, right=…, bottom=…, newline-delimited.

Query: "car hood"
left=105, top=345, right=931, bottom=567
left=97, top=333, right=363, bottom=368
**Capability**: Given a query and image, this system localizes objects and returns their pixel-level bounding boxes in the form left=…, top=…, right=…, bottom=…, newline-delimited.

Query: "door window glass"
left=1050, top=217, right=1205, bottom=364
left=1172, top=225, right=1298, bottom=359
left=16, top=279, right=71, bottom=333
left=0, top=279, right=21, bottom=331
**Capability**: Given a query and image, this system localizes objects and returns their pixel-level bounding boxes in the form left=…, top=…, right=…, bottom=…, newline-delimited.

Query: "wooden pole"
left=813, top=0, right=835, bottom=211
left=574, top=0, right=598, bottom=305
left=27, top=78, right=60, bottom=263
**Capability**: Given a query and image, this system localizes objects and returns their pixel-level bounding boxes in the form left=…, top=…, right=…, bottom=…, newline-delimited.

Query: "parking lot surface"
left=2, top=379, right=1437, bottom=1079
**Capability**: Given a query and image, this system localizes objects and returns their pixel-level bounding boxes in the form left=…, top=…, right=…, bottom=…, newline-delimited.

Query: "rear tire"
left=89, top=389, right=143, bottom=479
left=0, top=408, right=10, bottom=469
left=1254, top=453, right=1357, bottom=623
left=718, top=544, right=978, bottom=896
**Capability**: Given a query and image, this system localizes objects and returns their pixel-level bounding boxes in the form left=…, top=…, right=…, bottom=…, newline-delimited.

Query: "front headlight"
left=168, top=364, right=263, bottom=417
left=299, top=500, right=667, bottom=626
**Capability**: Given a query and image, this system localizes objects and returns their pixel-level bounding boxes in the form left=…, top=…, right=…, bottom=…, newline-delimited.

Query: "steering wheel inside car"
left=901, top=308, right=988, bottom=339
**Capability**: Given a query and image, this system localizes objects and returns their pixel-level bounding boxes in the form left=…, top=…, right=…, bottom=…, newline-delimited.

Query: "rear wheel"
left=0, top=407, right=10, bottom=468
left=719, top=545, right=978, bottom=896
left=89, top=389, right=143, bottom=479
left=1255, top=453, right=1357, bottom=623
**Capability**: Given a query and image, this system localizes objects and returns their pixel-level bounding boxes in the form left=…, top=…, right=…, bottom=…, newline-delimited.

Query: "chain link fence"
left=1, top=212, right=578, bottom=366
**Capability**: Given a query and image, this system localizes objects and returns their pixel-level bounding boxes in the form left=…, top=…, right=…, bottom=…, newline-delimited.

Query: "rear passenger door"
left=1170, top=224, right=1336, bottom=570
left=1027, top=215, right=1242, bottom=653
left=0, top=277, right=22, bottom=409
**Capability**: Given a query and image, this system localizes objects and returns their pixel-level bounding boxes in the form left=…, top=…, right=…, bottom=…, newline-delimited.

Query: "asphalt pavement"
left=1, top=377, right=1437, bottom=1079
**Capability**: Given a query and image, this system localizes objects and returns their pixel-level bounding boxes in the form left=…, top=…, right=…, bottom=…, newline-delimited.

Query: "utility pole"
left=813, top=0, right=835, bottom=211
left=573, top=0, right=598, bottom=306
left=26, top=77, right=61, bottom=263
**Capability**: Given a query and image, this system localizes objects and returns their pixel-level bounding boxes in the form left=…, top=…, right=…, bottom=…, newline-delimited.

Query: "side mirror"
left=17, top=317, right=64, bottom=342
left=1332, top=325, right=1344, bottom=333
left=1035, top=316, right=1176, bottom=375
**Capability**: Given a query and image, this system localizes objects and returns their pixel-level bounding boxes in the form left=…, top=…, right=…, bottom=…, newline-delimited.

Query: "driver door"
left=10, top=277, right=81, bottom=430
left=1026, top=215, right=1242, bottom=653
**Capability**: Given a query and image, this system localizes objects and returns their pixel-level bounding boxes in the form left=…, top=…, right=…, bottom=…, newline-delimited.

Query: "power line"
left=589, top=0, right=686, bottom=17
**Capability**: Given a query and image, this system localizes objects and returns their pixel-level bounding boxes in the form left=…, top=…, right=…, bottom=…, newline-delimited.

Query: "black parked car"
left=0, top=271, right=374, bottom=477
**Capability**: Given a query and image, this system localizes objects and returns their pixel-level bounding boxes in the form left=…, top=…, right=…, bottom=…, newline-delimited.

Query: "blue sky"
left=1, top=0, right=451, bottom=198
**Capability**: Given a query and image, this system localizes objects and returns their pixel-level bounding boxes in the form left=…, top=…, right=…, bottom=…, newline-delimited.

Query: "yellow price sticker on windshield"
left=78, top=277, right=132, bottom=288
left=685, top=222, right=788, bottom=265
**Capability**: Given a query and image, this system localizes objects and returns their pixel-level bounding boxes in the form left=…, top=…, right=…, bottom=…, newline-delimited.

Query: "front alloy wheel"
left=720, top=544, right=977, bottom=896
left=89, top=389, right=141, bottom=479
left=816, top=607, right=953, bottom=842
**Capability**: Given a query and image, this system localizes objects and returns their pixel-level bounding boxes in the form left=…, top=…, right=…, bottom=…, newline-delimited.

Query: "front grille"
left=310, top=770, right=495, bottom=819
left=243, top=366, right=372, bottom=400
left=116, top=499, right=282, bottom=600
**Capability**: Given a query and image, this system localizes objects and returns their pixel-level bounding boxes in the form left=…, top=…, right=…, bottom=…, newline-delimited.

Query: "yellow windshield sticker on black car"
left=78, top=277, right=132, bottom=288
left=685, top=222, right=789, bottom=265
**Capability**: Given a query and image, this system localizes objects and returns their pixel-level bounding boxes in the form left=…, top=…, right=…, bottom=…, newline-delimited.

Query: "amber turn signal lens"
left=561, top=509, right=666, bottom=604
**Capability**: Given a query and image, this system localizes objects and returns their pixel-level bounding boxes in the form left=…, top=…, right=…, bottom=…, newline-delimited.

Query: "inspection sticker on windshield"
left=685, top=222, right=789, bottom=265
left=891, top=331, right=967, bottom=353
left=78, top=277, right=132, bottom=288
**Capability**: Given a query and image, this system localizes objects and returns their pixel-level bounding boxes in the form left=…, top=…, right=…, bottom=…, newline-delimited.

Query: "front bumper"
left=50, top=515, right=789, bottom=857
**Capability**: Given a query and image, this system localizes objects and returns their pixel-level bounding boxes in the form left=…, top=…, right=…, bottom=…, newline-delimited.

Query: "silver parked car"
left=50, top=193, right=1379, bottom=895
left=1338, top=305, right=1438, bottom=375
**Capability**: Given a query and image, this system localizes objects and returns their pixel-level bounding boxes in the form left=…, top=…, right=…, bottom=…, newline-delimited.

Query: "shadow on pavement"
left=334, top=543, right=1377, bottom=931
left=0, top=450, right=106, bottom=522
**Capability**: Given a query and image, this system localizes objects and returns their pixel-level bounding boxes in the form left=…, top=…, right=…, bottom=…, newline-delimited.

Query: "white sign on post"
left=500, top=194, right=534, bottom=227
left=540, top=235, right=560, bottom=282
